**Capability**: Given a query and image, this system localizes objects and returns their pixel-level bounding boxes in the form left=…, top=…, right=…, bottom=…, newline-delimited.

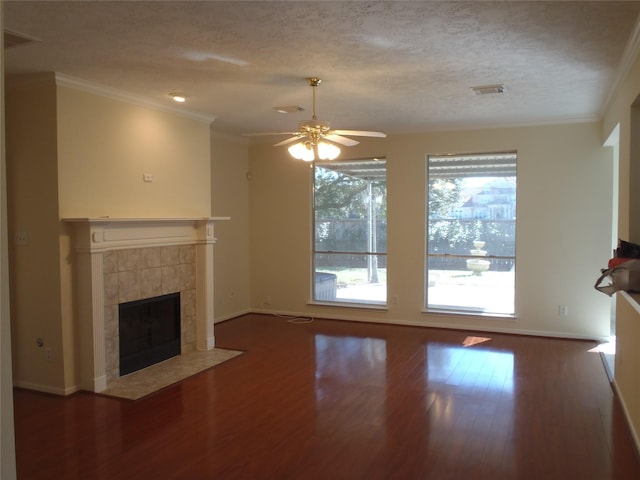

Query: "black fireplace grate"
left=119, top=292, right=181, bottom=376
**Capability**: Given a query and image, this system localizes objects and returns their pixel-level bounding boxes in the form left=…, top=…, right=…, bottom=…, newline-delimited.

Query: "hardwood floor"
left=14, top=313, right=640, bottom=479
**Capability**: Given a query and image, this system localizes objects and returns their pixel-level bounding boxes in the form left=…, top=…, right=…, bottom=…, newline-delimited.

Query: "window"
left=426, top=152, right=516, bottom=315
left=313, top=158, right=387, bottom=305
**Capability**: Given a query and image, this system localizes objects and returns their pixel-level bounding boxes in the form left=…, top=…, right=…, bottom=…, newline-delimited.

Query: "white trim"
left=6, top=72, right=217, bottom=124
left=54, top=73, right=216, bottom=124
left=417, top=320, right=609, bottom=343
left=250, top=308, right=606, bottom=341
left=93, top=375, right=107, bottom=393
left=13, top=380, right=79, bottom=397
left=423, top=308, right=515, bottom=320
left=307, top=300, right=387, bottom=311
left=601, top=14, right=640, bottom=117
left=63, top=217, right=230, bottom=252
left=387, top=114, right=601, bottom=136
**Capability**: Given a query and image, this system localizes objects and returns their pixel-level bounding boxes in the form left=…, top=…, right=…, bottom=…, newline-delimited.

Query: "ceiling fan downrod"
left=307, top=77, right=321, bottom=120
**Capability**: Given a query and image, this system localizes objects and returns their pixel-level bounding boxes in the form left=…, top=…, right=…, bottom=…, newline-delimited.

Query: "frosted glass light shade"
left=317, top=141, right=340, bottom=160
left=288, top=140, right=340, bottom=162
left=288, top=142, right=315, bottom=162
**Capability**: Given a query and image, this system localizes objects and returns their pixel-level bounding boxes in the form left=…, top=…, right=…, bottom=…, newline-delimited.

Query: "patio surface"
left=335, top=270, right=515, bottom=315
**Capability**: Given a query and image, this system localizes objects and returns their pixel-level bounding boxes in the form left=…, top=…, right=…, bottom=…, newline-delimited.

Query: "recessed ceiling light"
left=169, top=93, right=187, bottom=103
left=273, top=105, right=304, bottom=114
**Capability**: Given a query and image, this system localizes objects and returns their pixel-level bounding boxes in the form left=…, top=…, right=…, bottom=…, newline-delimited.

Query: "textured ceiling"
left=4, top=1, right=640, bottom=139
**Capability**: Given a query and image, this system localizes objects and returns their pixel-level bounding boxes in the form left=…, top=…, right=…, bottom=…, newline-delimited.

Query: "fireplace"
left=64, top=217, right=229, bottom=392
left=119, top=292, right=181, bottom=375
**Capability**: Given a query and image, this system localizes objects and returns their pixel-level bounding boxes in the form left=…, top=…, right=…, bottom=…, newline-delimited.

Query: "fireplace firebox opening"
left=119, top=292, right=181, bottom=376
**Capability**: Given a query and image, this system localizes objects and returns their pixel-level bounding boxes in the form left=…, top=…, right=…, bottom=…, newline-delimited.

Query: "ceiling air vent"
left=471, top=84, right=506, bottom=95
left=4, top=29, right=40, bottom=49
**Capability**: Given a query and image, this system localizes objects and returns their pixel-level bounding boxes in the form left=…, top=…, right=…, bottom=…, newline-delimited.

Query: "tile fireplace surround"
left=64, top=217, right=229, bottom=393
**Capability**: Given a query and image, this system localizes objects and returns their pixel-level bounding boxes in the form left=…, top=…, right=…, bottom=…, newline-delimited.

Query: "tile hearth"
left=100, top=347, right=243, bottom=400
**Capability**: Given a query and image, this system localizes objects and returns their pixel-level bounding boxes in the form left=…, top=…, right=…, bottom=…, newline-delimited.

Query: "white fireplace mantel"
left=63, top=217, right=229, bottom=392
left=63, top=217, right=231, bottom=252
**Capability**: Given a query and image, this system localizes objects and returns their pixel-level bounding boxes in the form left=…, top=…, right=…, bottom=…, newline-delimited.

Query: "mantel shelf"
left=63, top=217, right=230, bottom=253
left=63, top=216, right=231, bottom=223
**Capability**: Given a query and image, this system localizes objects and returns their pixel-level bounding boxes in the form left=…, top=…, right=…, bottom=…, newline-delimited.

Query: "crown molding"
left=4, top=72, right=212, bottom=124
left=601, top=14, right=640, bottom=117
left=54, top=73, right=216, bottom=124
left=7, top=72, right=216, bottom=124
left=389, top=113, right=600, bottom=136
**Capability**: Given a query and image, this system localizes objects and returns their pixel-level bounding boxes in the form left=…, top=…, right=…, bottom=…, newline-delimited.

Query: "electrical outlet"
left=14, top=231, right=28, bottom=246
left=45, top=347, right=53, bottom=362
left=263, top=295, right=272, bottom=306
left=558, top=305, right=569, bottom=317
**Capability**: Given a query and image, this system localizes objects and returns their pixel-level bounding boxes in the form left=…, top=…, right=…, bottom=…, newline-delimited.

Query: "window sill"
left=423, top=308, right=516, bottom=320
left=308, top=300, right=388, bottom=311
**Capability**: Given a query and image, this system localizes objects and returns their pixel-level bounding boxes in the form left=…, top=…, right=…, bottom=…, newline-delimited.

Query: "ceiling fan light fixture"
left=317, top=141, right=340, bottom=160
left=288, top=141, right=315, bottom=162
left=288, top=140, right=340, bottom=162
left=245, top=77, right=385, bottom=158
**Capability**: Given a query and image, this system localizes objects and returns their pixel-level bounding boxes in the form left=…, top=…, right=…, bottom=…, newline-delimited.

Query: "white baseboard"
left=418, top=319, right=607, bottom=342
left=249, top=307, right=605, bottom=342
left=14, top=380, right=79, bottom=397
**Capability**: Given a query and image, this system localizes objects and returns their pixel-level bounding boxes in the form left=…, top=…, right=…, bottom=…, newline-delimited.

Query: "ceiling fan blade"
left=273, top=136, right=303, bottom=147
left=324, top=133, right=360, bottom=147
left=333, top=129, right=387, bottom=138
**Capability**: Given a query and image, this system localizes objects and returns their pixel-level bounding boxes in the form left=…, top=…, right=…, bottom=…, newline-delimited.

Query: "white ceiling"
left=4, top=1, right=640, bottom=139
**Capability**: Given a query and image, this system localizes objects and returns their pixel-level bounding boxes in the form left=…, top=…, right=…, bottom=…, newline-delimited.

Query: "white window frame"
left=426, top=151, right=517, bottom=316
left=312, top=158, right=387, bottom=306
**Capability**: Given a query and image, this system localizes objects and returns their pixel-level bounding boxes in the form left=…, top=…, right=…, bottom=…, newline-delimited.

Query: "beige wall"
left=602, top=43, right=640, bottom=450
left=616, top=294, right=640, bottom=447
left=57, top=86, right=211, bottom=218
left=6, top=76, right=66, bottom=392
left=6, top=75, right=213, bottom=394
left=211, top=132, right=251, bottom=320
left=1, top=2, right=18, bottom=474
left=249, top=123, right=613, bottom=340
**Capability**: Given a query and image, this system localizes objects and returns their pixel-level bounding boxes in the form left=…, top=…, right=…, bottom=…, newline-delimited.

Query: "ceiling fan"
left=244, top=77, right=387, bottom=161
